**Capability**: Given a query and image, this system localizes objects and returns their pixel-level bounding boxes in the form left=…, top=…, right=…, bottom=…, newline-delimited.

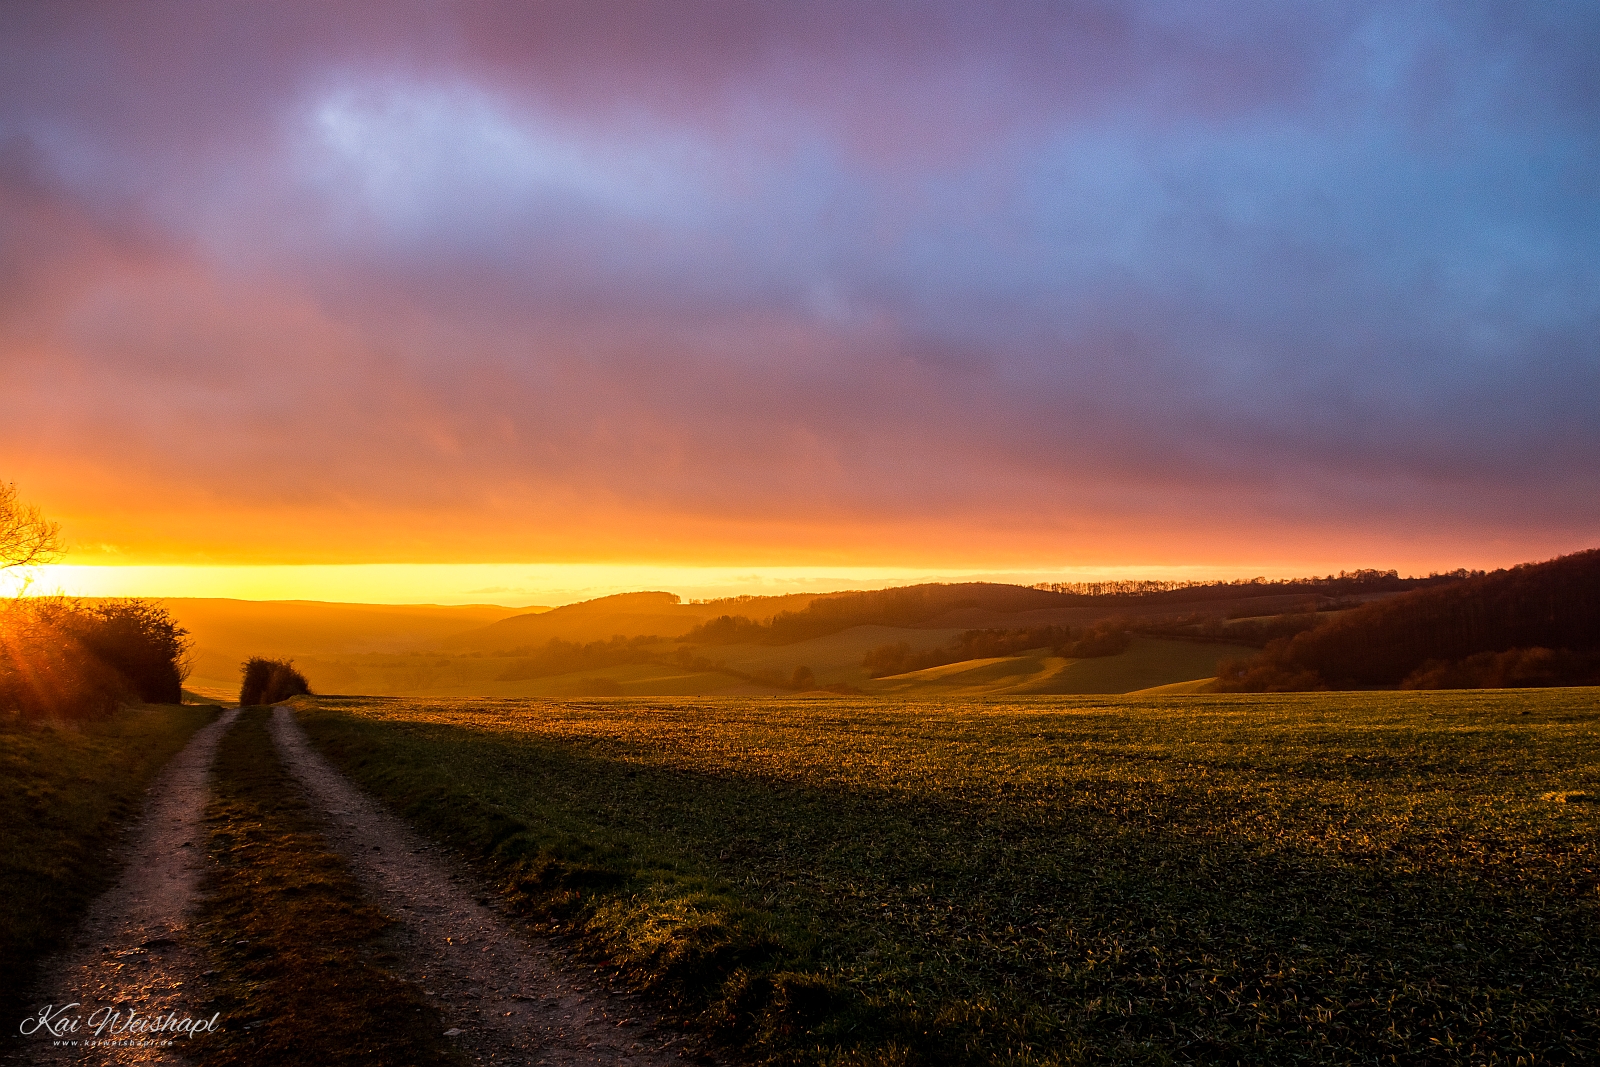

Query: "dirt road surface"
left=268, top=706, right=708, bottom=1066
left=13, top=708, right=240, bottom=1066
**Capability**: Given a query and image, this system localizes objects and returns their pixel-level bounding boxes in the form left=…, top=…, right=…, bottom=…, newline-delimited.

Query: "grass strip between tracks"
left=191, top=707, right=463, bottom=1067
left=0, top=703, right=216, bottom=1021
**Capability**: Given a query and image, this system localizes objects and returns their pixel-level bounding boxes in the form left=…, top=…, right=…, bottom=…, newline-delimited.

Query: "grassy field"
left=0, top=704, right=216, bottom=1019
left=295, top=689, right=1600, bottom=1065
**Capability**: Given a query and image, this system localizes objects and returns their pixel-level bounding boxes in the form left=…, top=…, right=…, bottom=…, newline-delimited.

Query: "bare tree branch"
left=0, top=482, right=62, bottom=571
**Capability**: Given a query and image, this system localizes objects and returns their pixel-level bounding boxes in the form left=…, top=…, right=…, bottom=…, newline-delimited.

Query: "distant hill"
left=1218, top=549, right=1600, bottom=691
left=164, top=566, right=1490, bottom=700
left=440, top=590, right=825, bottom=651
left=683, top=574, right=1450, bottom=646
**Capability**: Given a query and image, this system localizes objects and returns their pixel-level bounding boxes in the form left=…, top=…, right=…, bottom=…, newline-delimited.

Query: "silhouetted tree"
left=0, top=481, right=60, bottom=576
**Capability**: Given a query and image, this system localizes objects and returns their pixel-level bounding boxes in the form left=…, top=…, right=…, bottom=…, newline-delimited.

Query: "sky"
left=2, top=1, right=1597, bottom=604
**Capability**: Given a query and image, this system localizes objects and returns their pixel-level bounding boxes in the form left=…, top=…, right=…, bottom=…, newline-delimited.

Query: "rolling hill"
left=864, top=637, right=1256, bottom=696
left=681, top=576, right=1443, bottom=646
left=440, top=590, right=826, bottom=651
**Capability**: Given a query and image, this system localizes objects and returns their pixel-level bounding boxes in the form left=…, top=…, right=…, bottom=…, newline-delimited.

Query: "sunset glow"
left=25, top=561, right=1358, bottom=608
left=3, top=2, right=1595, bottom=595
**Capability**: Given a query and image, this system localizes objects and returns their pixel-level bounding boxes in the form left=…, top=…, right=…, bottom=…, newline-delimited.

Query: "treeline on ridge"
left=0, top=597, right=191, bottom=719
left=861, top=622, right=1131, bottom=678
left=1030, top=568, right=1465, bottom=600
left=1217, top=548, right=1600, bottom=691
left=685, top=572, right=1472, bottom=648
left=685, top=583, right=1070, bottom=646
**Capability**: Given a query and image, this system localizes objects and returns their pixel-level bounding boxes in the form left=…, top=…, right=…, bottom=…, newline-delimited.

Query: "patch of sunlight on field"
left=867, top=636, right=1257, bottom=696
left=1126, top=676, right=1217, bottom=695
left=871, top=650, right=1057, bottom=689
left=1026, top=635, right=1256, bottom=693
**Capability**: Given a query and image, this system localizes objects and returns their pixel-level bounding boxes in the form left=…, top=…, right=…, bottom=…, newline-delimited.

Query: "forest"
left=1218, top=548, right=1600, bottom=690
left=684, top=571, right=1474, bottom=648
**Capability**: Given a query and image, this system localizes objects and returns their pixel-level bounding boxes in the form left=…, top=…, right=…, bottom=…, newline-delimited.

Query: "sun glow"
left=23, top=561, right=1303, bottom=608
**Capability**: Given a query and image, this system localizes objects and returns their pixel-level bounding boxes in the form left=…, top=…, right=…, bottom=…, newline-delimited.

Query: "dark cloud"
left=1, top=1, right=1596, bottom=567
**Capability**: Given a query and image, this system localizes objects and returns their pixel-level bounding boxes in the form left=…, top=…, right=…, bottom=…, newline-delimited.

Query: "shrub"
left=0, top=597, right=190, bottom=720
left=73, top=599, right=191, bottom=703
left=1400, top=647, right=1600, bottom=689
left=1060, top=620, right=1132, bottom=658
left=239, top=658, right=312, bottom=706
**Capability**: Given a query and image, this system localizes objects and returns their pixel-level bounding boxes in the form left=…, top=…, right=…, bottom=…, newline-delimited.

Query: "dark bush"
left=1060, top=620, right=1132, bottom=658
left=73, top=599, right=191, bottom=703
left=1400, top=647, right=1600, bottom=690
left=0, top=597, right=190, bottom=719
left=239, top=657, right=312, bottom=706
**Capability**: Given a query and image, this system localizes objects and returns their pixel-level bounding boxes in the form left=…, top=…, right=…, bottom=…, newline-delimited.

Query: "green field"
left=296, top=689, right=1600, bottom=1064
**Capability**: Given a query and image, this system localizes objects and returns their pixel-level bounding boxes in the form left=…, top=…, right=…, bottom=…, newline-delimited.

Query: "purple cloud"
left=1, top=1, right=1596, bottom=568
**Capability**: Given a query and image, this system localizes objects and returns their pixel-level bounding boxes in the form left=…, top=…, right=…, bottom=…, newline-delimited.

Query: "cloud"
left=0, top=1, right=1596, bottom=571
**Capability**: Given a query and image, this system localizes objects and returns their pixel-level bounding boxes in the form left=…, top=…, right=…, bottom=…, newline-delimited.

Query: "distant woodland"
left=684, top=570, right=1469, bottom=647
left=1218, top=549, right=1600, bottom=691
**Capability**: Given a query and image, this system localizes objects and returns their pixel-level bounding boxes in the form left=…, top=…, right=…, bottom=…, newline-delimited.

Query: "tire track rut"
left=15, top=708, right=240, bottom=1066
left=268, top=706, right=709, bottom=1066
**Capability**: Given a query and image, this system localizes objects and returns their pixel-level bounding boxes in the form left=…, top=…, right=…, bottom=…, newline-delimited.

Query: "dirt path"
left=267, top=707, right=706, bottom=1067
left=15, top=708, right=241, bottom=1065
